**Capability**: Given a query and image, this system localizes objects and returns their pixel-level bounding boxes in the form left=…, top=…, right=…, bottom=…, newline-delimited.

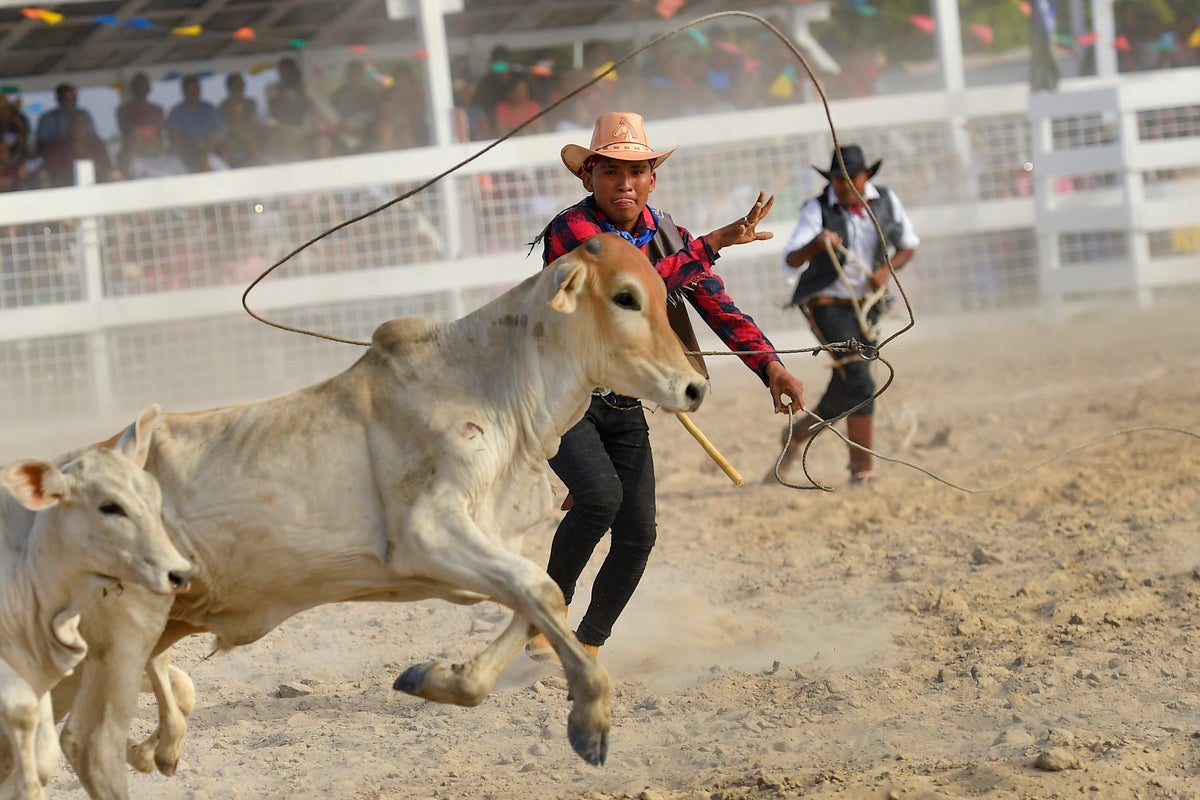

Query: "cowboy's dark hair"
left=578, top=154, right=657, bottom=178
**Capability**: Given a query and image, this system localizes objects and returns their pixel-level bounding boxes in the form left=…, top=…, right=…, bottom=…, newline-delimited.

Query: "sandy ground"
left=43, top=298, right=1200, bottom=800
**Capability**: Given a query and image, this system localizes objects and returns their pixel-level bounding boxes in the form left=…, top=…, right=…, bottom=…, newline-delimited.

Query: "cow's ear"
left=1, top=459, right=66, bottom=511
left=549, top=258, right=588, bottom=314
left=115, top=404, right=162, bottom=469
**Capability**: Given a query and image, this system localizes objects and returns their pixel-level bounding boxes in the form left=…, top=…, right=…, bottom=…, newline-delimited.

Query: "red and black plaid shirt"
left=540, top=197, right=780, bottom=384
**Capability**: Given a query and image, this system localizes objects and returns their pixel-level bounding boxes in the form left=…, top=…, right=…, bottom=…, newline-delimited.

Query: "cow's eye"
left=612, top=291, right=640, bottom=311
left=99, top=502, right=127, bottom=517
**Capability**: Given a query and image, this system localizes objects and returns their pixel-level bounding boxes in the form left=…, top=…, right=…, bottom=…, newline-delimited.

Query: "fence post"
left=74, top=158, right=116, bottom=416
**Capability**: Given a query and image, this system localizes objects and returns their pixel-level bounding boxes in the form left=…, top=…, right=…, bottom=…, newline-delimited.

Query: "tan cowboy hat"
left=561, top=111, right=677, bottom=177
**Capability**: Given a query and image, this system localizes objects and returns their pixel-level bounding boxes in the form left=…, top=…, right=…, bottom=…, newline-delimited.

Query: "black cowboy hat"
left=813, top=144, right=882, bottom=180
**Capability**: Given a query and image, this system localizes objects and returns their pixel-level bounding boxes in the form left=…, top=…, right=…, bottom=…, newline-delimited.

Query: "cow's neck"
left=448, top=274, right=594, bottom=459
left=16, top=517, right=104, bottom=688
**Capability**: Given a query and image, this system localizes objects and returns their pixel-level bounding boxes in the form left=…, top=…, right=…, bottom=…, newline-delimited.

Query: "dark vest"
left=790, top=185, right=903, bottom=306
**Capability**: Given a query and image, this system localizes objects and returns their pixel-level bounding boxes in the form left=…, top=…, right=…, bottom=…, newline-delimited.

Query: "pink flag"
left=909, top=15, right=936, bottom=34
left=969, top=23, right=994, bottom=46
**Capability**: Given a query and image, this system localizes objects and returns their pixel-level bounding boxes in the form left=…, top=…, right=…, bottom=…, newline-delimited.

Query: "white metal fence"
left=2, top=69, right=1199, bottom=459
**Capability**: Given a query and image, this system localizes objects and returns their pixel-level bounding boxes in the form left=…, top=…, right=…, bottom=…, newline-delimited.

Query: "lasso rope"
left=238, top=10, right=1199, bottom=494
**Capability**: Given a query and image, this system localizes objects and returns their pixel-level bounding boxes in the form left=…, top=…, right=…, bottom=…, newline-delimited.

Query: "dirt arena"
left=47, top=298, right=1200, bottom=800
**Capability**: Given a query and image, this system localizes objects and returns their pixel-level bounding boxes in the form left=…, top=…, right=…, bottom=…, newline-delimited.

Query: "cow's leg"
left=395, top=612, right=533, bottom=704
left=390, top=509, right=610, bottom=765
left=0, top=662, right=49, bottom=800
left=60, top=591, right=170, bottom=800
left=126, top=651, right=194, bottom=776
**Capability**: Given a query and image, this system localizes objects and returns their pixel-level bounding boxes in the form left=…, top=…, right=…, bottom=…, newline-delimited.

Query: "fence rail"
left=3, top=70, right=1200, bottom=458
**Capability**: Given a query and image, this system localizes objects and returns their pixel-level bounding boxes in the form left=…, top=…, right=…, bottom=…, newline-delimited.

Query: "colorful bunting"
left=1114, top=34, right=1129, bottom=51
left=124, top=17, right=153, bottom=29
left=1191, top=28, right=1200, bottom=48
left=232, top=27, right=256, bottom=41
left=768, top=72, right=792, bottom=99
left=1076, top=31, right=1098, bottom=46
left=171, top=25, right=202, bottom=36
left=686, top=28, right=708, bottom=47
left=969, top=23, right=994, bottom=46
left=909, top=14, right=936, bottom=34
left=593, top=61, right=618, bottom=82
left=655, top=0, right=684, bottom=19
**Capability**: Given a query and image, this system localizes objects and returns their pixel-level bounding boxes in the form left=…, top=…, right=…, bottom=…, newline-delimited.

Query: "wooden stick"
left=675, top=412, right=745, bottom=487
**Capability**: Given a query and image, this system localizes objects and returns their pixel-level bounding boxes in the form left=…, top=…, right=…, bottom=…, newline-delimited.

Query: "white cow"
left=47, top=234, right=707, bottom=798
left=0, top=406, right=193, bottom=800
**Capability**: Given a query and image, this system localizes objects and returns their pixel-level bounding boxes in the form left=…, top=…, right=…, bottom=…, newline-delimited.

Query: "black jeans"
left=546, top=393, right=656, bottom=647
left=809, top=302, right=880, bottom=419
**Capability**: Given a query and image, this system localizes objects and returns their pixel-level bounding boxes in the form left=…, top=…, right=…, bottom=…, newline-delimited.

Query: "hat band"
left=595, top=141, right=654, bottom=154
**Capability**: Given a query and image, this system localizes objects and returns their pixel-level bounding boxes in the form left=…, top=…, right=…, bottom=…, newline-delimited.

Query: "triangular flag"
left=125, top=17, right=153, bottom=29
left=715, top=40, right=743, bottom=55
left=171, top=25, right=202, bottom=36
left=1114, top=34, right=1129, bottom=51
left=1018, top=1, right=1031, bottom=15
left=21, top=8, right=41, bottom=19
left=1076, top=31, right=1098, bottom=46
left=969, top=23, right=994, bottom=46
left=768, top=72, right=793, bottom=99
left=289, top=38, right=306, bottom=49
left=1190, top=28, right=1200, bottom=48
left=742, top=56, right=760, bottom=73
left=232, top=27, right=255, bottom=40
left=910, top=14, right=936, bottom=34
left=38, top=9, right=63, bottom=23
left=93, top=14, right=118, bottom=25
left=686, top=28, right=708, bottom=46
left=593, top=61, right=618, bottom=81
left=853, top=5, right=878, bottom=16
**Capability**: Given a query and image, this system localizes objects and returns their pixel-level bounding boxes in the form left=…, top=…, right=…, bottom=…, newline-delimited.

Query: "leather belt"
left=808, top=296, right=859, bottom=307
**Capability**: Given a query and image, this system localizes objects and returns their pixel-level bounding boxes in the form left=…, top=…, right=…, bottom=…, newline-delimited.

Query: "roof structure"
left=0, top=0, right=815, bottom=85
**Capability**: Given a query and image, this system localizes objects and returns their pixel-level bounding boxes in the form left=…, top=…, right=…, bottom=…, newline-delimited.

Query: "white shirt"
left=780, top=182, right=920, bottom=300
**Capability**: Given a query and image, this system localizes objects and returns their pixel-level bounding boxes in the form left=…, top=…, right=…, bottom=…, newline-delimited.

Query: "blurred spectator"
left=330, top=61, right=378, bottom=149
left=35, top=83, right=96, bottom=155
left=367, top=64, right=430, bottom=150
left=219, top=72, right=258, bottom=128
left=116, top=73, right=165, bottom=154
left=1, top=93, right=31, bottom=162
left=123, top=127, right=188, bottom=180
left=267, top=56, right=327, bottom=160
left=357, top=116, right=400, bottom=154
left=43, top=113, right=119, bottom=187
left=471, top=45, right=516, bottom=137
left=167, top=75, right=227, bottom=172
left=219, top=73, right=261, bottom=168
left=0, top=139, right=38, bottom=191
left=492, top=75, right=544, bottom=135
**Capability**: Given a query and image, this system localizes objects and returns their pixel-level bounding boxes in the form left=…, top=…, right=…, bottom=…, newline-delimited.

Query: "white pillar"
left=932, top=0, right=964, bottom=92
left=418, top=0, right=454, bottom=148
left=417, top=0, right=465, bottom=261
left=1092, top=0, right=1117, bottom=78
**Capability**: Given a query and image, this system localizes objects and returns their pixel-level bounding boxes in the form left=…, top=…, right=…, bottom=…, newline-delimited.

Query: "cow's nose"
left=685, top=381, right=707, bottom=409
left=168, top=568, right=193, bottom=591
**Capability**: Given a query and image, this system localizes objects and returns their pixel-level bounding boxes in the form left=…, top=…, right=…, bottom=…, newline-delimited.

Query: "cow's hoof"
left=156, top=758, right=178, bottom=777
left=392, top=663, right=430, bottom=695
left=567, top=724, right=608, bottom=766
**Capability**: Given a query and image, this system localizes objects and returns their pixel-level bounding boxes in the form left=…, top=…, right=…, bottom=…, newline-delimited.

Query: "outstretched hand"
left=765, top=361, right=805, bottom=416
left=708, top=191, right=776, bottom=252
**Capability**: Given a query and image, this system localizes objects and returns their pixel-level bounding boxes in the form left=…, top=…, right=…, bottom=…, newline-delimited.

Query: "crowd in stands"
left=2, top=7, right=1198, bottom=195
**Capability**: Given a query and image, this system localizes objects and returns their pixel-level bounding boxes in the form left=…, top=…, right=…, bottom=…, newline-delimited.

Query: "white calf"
left=0, top=406, right=192, bottom=800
